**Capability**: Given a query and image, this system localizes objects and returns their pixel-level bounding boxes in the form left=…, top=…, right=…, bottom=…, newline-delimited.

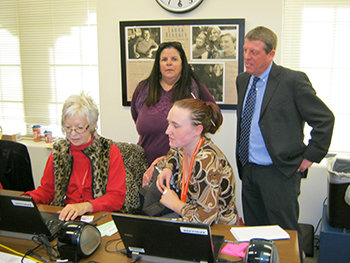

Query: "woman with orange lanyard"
left=156, top=99, right=238, bottom=225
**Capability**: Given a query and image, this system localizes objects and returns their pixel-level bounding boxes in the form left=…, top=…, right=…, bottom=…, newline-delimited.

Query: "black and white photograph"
left=191, top=25, right=238, bottom=60
left=190, top=62, right=225, bottom=102
left=127, top=27, right=161, bottom=59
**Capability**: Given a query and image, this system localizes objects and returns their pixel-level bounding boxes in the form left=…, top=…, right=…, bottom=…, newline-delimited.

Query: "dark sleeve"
left=200, top=83, right=217, bottom=104
left=294, top=71, right=335, bottom=162
left=131, top=82, right=143, bottom=123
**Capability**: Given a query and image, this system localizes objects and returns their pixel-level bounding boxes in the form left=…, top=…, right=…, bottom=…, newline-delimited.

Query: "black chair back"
left=0, top=140, right=35, bottom=192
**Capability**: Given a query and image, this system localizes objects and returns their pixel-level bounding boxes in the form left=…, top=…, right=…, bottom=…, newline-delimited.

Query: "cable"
left=323, top=197, right=328, bottom=205
left=132, top=255, right=141, bottom=263
left=313, top=197, right=328, bottom=235
left=104, top=238, right=127, bottom=255
left=29, top=234, right=60, bottom=262
left=314, top=217, right=322, bottom=235
left=22, top=243, right=45, bottom=263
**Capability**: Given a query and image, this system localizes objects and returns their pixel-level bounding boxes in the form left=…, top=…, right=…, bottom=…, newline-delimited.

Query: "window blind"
left=283, top=0, right=350, bottom=153
left=0, top=0, right=98, bottom=137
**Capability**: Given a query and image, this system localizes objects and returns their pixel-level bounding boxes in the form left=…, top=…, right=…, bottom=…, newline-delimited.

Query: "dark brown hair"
left=142, top=42, right=204, bottom=106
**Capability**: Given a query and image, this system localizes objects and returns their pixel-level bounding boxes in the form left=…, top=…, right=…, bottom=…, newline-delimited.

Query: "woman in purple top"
left=131, top=41, right=217, bottom=166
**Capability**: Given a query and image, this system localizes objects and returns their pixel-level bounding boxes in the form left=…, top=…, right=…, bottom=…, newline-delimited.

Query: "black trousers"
left=241, top=163, right=304, bottom=262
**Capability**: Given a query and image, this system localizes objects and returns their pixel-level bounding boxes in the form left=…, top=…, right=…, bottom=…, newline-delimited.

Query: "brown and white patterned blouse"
left=157, top=137, right=238, bottom=225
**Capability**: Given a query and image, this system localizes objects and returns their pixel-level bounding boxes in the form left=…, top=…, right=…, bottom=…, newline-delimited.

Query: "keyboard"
left=45, top=218, right=65, bottom=234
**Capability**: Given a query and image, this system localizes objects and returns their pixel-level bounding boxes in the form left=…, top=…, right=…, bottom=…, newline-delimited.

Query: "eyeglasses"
left=159, top=41, right=182, bottom=49
left=63, top=125, right=89, bottom=134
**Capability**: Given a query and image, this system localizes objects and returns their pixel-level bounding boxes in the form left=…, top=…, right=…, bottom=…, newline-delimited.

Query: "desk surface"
left=0, top=204, right=300, bottom=263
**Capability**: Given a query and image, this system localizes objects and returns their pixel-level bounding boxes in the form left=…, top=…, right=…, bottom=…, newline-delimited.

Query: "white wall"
left=25, top=0, right=329, bottom=234
left=299, top=161, right=328, bottom=234
left=96, top=0, right=284, bottom=222
left=22, top=140, right=52, bottom=188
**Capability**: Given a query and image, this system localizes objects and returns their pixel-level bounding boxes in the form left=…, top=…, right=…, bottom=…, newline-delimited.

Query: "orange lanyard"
left=181, top=137, right=204, bottom=202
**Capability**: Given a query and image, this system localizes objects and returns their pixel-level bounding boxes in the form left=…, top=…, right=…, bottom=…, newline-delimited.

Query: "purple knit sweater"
left=131, top=80, right=216, bottom=165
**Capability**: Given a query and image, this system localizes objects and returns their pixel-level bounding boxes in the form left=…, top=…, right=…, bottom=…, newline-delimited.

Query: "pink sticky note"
left=221, top=242, right=249, bottom=258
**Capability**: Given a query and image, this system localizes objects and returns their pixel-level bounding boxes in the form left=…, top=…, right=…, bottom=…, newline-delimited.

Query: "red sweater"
left=26, top=138, right=126, bottom=212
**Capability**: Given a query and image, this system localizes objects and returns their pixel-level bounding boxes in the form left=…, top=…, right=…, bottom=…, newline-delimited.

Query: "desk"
left=0, top=205, right=300, bottom=262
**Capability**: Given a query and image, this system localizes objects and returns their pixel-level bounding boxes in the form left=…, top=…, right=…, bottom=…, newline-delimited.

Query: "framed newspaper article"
left=120, top=18, right=245, bottom=109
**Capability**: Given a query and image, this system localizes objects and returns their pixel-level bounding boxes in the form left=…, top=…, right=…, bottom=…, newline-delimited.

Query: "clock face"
left=156, top=0, right=204, bottom=13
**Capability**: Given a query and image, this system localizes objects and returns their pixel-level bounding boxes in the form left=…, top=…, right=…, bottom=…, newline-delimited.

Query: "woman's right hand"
left=58, top=201, right=93, bottom=221
left=156, top=168, right=172, bottom=193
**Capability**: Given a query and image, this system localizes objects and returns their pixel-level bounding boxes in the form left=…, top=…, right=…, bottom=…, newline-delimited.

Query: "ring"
left=163, top=190, right=167, bottom=194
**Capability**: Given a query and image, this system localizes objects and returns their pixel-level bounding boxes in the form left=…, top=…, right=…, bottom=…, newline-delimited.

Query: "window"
left=283, top=0, right=350, bottom=153
left=0, top=0, right=98, bottom=137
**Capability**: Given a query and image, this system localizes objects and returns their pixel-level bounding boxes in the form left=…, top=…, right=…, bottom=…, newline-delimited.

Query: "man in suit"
left=235, top=26, right=334, bottom=260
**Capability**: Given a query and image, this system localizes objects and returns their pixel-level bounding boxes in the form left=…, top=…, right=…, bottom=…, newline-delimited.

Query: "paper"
left=221, top=242, right=249, bottom=258
left=81, top=215, right=94, bottom=223
left=97, top=220, right=118, bottom=236
left=230, top=225, right=290, bottom=242
left=0, top=251, right=36, bottom=262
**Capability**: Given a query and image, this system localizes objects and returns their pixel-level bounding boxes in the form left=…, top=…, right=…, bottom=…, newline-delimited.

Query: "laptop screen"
left=112, top=213, right=223, bottom=262
left=0, top=190, right=57, bottom=240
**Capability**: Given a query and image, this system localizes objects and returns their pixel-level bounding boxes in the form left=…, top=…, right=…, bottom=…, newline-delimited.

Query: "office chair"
left=0, top=140, right=35, bottom=192
left=115, top=142, right=148, bottom=214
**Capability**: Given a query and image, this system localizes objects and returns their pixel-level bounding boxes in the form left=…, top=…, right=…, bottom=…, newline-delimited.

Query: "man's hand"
left=297, top=158, right=313, bottom=173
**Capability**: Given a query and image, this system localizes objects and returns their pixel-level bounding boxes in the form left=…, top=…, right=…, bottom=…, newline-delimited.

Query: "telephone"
left=243, top=238, right=279, bottom=263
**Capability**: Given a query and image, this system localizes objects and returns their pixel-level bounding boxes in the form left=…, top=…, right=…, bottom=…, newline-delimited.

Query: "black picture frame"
left=120, top=18, right=245, bottom=110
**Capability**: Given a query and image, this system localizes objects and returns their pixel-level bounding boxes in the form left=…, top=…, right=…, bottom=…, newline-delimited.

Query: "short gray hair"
left=61, top=92, right=99, bottom=133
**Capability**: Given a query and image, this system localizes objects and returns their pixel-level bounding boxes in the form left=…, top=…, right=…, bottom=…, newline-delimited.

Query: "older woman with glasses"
left=24, top=92, right=126, bottom=221
left=131, top=41, right=217, bottom=167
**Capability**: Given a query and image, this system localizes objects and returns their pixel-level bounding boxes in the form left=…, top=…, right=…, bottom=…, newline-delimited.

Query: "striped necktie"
left=239, top=77, right=260, bottom=166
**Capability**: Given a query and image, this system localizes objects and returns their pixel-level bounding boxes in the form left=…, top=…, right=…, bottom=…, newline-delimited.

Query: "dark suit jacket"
left=236, top=62, right=335, bottom=178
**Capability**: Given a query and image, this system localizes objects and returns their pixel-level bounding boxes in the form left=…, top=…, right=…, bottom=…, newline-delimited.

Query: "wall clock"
left=156, top=0, right=204, bottom=13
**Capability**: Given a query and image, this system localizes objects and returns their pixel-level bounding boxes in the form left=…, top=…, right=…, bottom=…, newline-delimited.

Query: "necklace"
left=78, top=168, right=89, bottom=200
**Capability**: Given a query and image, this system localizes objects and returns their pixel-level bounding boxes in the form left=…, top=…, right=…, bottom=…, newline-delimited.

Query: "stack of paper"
left=230, top=225, right=290, bottom=242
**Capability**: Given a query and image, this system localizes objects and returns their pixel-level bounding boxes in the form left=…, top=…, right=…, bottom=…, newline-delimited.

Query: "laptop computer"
left=0, top=189, right=64, bottom=241
left=112, top=213, right=225, bottom=263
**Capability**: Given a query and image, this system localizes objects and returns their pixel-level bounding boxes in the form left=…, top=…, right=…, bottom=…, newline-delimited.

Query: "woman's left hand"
left=156, top=168, right=172, bottom=193
left=58, top=202, right=93, bottom=221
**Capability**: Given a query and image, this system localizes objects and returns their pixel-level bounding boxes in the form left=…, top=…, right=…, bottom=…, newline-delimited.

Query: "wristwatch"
left=155, top=0, right=204, bottom=13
